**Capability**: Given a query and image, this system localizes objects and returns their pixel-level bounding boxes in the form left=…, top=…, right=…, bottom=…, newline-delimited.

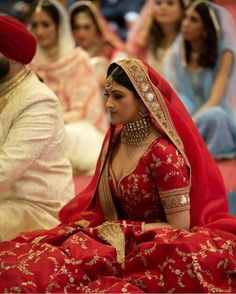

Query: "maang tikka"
left=105, top=67, right=119, bottom=90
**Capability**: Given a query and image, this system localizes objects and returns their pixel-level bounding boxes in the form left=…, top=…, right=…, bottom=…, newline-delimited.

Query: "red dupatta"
left=60, top=58, right=235, bottom=231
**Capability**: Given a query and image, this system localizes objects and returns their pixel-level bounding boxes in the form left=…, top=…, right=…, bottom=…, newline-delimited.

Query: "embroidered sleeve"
left=150, top=138, right=190, bottom=214
left=159, top=187, right=190, bottom=214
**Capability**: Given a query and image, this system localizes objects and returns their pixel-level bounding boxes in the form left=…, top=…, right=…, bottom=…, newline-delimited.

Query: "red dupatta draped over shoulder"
left=59, top=58, right=235, bottom=233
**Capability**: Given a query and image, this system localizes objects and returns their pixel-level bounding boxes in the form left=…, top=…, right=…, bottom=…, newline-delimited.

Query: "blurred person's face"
left=30, top=10, right=58, bottom=49
left=0, top=55, right=10, bottom=81
left=182, top=7, right=205, bottom=42
left=154, top=0, right=183, bottom=25
left=72, top=12, right=98, bottom=49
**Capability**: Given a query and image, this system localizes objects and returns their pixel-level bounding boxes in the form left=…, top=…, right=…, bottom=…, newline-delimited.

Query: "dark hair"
left=107, top=64, right=140, bottom=98
left=31, top=0, right=60, bottom=28
left=149, top=0, right=185, bottom=56
left=70, top=4, right=100, bottom=34
left=185, top=2, right=218, bottom=68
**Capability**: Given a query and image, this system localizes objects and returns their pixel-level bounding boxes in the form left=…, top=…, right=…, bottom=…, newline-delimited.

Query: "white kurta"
left=0, top=71, right=75, bottom=240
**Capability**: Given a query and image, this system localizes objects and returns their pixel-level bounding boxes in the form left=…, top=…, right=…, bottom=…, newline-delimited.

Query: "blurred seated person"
left=69, top=0, right=127, bottom=87
left=29, top=0, right=108, bottom=174
left=127, top=0, right=188, bottom=75
left=164, top=0, right=236, bottom=159
left=0, top=15, right=74, bottom=240
left=100, top=0, right=144, bottom=40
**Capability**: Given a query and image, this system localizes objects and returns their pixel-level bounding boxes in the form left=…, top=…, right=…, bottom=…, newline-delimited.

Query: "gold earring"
left=138, top=107, right=149, bottom=118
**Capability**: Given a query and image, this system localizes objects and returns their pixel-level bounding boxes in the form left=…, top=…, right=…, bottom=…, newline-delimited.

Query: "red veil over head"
left=60, top=58, right=235, bottom=232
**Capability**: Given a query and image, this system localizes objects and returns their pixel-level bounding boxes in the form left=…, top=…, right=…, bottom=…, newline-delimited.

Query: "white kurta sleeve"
left=0, top=95, right=58, bottom=192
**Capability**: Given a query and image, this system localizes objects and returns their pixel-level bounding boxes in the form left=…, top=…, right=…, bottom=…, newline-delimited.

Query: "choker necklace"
left=121, top=117, right=151, bottom=146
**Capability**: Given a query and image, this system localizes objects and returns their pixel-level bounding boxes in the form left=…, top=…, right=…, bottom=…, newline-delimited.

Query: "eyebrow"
left=110, top=89, right=124, bottom=94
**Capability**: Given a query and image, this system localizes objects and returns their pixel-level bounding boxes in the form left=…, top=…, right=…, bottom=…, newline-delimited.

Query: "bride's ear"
left=138, top=108, right=149, bottom=117
left=138, top=104, right=149, bottom=118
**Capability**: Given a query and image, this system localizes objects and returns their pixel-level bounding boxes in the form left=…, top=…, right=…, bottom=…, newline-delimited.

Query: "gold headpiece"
left=105, top=66, right=119, bottom=90
left=105, top=75, right=113, bottom=90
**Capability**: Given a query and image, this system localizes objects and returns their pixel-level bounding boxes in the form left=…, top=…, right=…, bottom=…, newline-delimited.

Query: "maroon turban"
left=0, top=15, right=37, bottom=64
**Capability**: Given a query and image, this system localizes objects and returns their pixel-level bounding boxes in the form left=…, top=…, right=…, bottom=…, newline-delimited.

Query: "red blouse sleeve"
left=150, top=138, right=190, bottom=214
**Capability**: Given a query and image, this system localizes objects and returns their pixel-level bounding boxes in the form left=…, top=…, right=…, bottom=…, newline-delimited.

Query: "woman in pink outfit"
left=29, top=0, right=108, bottom=174
left=69, top=0, right=128, bottom=87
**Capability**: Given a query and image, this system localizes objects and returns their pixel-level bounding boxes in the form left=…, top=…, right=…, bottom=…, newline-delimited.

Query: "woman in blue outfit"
left=164, top=0, right=236, bottom=159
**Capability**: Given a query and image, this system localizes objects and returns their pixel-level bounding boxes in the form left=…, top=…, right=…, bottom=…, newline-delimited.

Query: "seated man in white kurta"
left=0, top=15, right=75, bottom=240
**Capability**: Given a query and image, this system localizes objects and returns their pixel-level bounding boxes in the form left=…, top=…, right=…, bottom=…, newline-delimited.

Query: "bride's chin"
left=109, top=119, right=119, bottom=125
left=108, top=114, right=120, bottom=125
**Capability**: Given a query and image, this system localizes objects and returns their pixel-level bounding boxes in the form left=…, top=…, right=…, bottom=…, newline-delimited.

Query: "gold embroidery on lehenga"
left=125, top=276, right=147, bottom=291
left=31, top=235, right=50, bottom=244
left=9, top=281, right=37, bottom=293
left=96, top=221, right=125, bottom=266
left=75, top=219, right=90, bottom=228
left=175, top=237, right=235, bottom=292
left=121, top=283, right=129, bottom=293
left=124, top=229, right=235, bottom=292
left=69, top=235, right=88, bottom=249
left=85, top=254, right=100, bottom=266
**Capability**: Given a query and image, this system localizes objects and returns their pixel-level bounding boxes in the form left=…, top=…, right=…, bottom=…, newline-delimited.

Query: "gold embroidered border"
left=96, top=221, right=125, bottom=267
left=159, top=187, right=190, bottom=213
left=98, top=159, right=118, bottom=221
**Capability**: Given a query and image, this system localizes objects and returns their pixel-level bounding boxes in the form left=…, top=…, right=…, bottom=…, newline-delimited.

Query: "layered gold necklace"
left=0, top=69, right=30, bottom=113
left=121, top=117, right=151, bottom=146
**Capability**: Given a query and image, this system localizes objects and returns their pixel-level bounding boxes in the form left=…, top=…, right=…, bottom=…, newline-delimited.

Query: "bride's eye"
left=114, top=94, right=123, bottom=100
left=104, top=92, right=109, bottom=99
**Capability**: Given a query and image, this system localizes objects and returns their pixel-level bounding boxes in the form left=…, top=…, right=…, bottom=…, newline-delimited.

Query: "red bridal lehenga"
left=0, top=58, right=236, bottom=293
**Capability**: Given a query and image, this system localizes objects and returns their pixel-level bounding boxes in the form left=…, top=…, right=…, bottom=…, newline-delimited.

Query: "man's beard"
left=0, top=58, right=10, bottom=80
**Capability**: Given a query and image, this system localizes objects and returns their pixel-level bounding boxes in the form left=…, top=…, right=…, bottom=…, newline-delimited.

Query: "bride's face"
left=104, top=81, right=143, bottom=125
